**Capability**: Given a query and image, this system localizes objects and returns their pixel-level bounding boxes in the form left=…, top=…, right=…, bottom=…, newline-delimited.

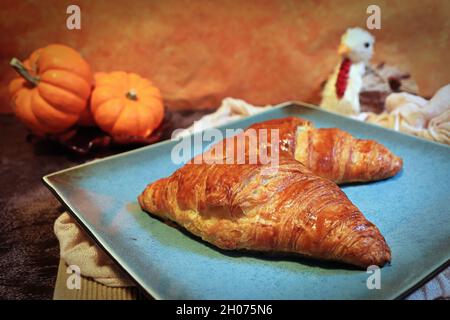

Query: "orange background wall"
left=1, top=0, right=449, bottom=113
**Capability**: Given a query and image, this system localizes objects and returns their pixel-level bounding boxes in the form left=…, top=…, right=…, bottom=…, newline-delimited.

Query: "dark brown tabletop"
left=0, top=110, right=209, bottom=299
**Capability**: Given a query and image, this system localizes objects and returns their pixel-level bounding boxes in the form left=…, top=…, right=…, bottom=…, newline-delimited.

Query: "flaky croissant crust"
left=138, top=116, right=399, bottom=268
left=247, top=117, right=403, bottom=183
left=191, top=116, right=402, bottom=184
left=139, top=156, right=391, bottom=268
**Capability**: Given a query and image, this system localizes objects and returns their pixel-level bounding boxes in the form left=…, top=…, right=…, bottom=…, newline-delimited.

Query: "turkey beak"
left=338, top=43, right=350, bottom=56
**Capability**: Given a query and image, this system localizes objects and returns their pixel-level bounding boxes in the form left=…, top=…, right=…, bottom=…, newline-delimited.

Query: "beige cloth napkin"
left=174, top=97, right=272, bottom=138
left=54, top=212, right=133, bottom=287
left=407, top=268, right=450, bottom=300
left=53, top=258, right=144, bottom=300
left=353, top=84, right=450, bottom=145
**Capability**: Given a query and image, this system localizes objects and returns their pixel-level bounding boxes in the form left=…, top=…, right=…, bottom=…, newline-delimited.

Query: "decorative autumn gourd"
left=90, top=71, right=164, bottom=138
left=8, top=44, right=93, bottom=136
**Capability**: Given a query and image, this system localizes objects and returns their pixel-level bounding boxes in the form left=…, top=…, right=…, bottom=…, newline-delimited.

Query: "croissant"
left=138, top=155, right=391, bottom=268
left=247, top=117, right=403, bottom=184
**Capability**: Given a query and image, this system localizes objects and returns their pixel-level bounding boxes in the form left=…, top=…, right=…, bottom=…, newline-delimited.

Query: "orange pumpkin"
left=8, top=44, right=93, bottom=136
left=91, top=71, right=164, bottom=138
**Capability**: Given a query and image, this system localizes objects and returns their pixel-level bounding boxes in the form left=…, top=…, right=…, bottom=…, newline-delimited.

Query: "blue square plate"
left=43, top=103, right=450, bottom=299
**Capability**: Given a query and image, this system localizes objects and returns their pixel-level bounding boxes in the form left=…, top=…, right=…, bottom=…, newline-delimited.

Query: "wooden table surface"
left=0, top=110, right=209, bottom=299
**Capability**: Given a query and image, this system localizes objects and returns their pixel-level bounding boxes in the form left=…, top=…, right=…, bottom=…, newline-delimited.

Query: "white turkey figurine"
left=321, top=27, right=375, bottom=115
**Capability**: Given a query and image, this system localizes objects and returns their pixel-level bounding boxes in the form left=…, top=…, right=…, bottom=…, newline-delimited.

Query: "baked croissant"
left=247, top=117, right=403, bottom=184
left=138, top=155, right=391, bottom=268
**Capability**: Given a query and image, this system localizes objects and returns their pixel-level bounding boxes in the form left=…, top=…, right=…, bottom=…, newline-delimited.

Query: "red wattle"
left=335, top=58, right=351, bottom=99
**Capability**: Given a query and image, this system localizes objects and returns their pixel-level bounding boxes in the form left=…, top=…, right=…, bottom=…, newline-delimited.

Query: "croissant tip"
left=340, top=231, right=392, bottom=268
left=375, top=250, right=391, bottom=268
left=392, top=156, right=403, bottom=175
left=360, top=241, right=392, bottom=268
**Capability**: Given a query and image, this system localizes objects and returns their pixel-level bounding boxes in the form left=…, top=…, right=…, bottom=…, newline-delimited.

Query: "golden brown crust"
left=138, top=116, right=398, bottom=268
left=245, top=117, right=403, bottom=184
left=247, top=117, right=313, bottom=154
left=192, top=117, right=312, bottom=166
left=295, top=127, right=403, bottom=183
left=139, top=155, right=391, bottom=268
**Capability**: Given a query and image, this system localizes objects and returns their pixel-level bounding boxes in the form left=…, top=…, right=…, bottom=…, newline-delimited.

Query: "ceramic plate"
left=43, top=103, right=450, bottom=299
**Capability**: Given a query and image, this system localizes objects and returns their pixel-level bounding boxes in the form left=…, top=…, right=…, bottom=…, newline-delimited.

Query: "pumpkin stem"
left=126, top=89, right=138, bottom=101
left=10, top=58, right=39, bottom=86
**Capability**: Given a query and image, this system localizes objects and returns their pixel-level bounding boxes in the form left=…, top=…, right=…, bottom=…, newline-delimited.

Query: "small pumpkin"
left=91, top=71, right=164, bottom=138
left=8, top=44, right=93, bottom=136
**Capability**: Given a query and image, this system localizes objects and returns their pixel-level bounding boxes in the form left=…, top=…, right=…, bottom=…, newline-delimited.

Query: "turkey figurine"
left=321, top=28, right=375, bottom=115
